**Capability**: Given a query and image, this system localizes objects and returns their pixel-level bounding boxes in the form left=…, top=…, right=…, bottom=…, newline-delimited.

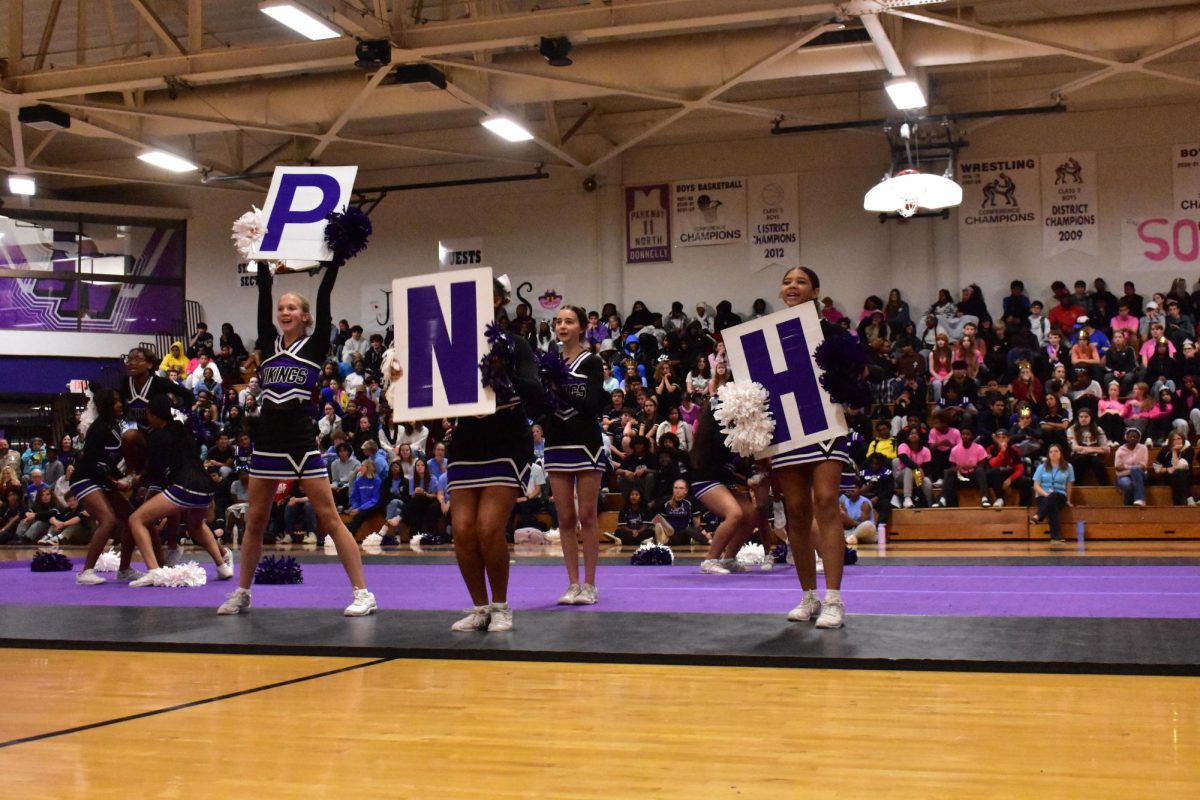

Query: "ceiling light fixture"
left=7, top=175, right=36, bottom=196
left=258, top=1, right=341, bottom=41
left=138, top=150, right=200, bottom=173
left=539, top=36, right=573, bottom=67
left=885, top=77, right=926, bottom=110
left=481, top=116, right=535, bottom=143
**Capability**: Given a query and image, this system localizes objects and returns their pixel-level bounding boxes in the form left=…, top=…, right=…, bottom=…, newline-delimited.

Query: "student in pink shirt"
left=1097, top=380, right=1127, bottom=441
left=1139, top=325, right=1175, bottom=364
left=1114, top=427, right=1149, bottom=506
left=897, top=430, right=933, bottom=508
left=927, top=414, right=962, bottom=483
left=1110, top=302, right=1139, bottom=338
left=938, top=427, right=990, bottom=507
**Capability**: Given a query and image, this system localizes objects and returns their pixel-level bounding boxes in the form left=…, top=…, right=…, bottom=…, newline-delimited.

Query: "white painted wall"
left=10, top=99, right=1200, bottom=361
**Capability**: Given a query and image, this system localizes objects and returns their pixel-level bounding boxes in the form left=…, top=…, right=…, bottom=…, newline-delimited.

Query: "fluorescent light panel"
left=138, top=150, right=199, bottom=172
left=8, top=176, right=36, bottom=195
left=885, top=78, right=926, bottom=110
left=481, top=115, right=534, bottom=142
left=259, top=1, right=340, bottom=41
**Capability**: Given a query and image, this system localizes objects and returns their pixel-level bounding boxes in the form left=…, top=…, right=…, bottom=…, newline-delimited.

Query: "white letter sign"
left=389, top=267, right=496, bottom=421
left=251, top=166, right=358, bottom=262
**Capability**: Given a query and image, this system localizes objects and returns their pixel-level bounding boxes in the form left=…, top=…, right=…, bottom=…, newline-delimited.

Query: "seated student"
left=1066, top=408, right=1110, bottom=486
left=0, top=486, right=25, bottom=544
left=511, top=458, right=556, bottom=534
left=327, top=442, right=360, bottom=509
left=1114, top=427, right=1149, bottom=507
left=927, top=413, right=962, bottom=482
left=1009, top=403, right=1044, bottom=460
left=1152, top=431, right=1194, bottom=506
left=1031, top=444, right=1074, bottom=543
left=617, top=435, right=657, bottom=501
left=866, top=420, right=897, bottom=463
left=984, top=428, right=1033, bottom=507
left=282, top=483, right=318, bottom=544
left=345, top=459, right=382, bottom=536
left=859, top=452, right=895, bottom=526
left=839, top=480, right=878, bottom=545
left=975, top=394, right=1010, bottom=447
left=897, top=430, right=933, bottom=508
left=939, top=427, right=990, bottom=507
left=401, top=458, right=446, bottom=538
left=16, top=484, right=58, bottom=543
left=37, top=493, right=90, bottom=546
left=613, top=488, right=652, bottom=546
left=651, top=479, right=708, bottom=546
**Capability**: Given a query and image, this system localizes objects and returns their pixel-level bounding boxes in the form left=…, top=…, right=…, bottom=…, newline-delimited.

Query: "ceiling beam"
left=188, top=0, right=203, bottom=53
left=9, top=110, right=27, bottom=170
left=861, top=13, right=905, bottom=77
left=32, top=0, right=63, bottom=72
left=308, top=63, right=396, bottom=161
left=6, top=1, right=22, bottom=77
left=445, top=81, right=586, bottom=169
left=128, top=0, right=187, bottom=56
left=27, top=130, right=58, bottom=163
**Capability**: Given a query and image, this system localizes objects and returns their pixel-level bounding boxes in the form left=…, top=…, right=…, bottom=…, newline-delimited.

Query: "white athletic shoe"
left=981, top=498, right=991, bottom=507
left=217, top=588, right=252, bottom=615
left=722, top=558, right=748, bottom=574
left=576, top=584, right=598, bottom=605
left=558, top=584, right=582, bottom=604
left=700, top=558, right=730, bottom=574
left=992, top=498, right=1005, bottom=508
left=216, top=563, right=234, bottom=581
left=1133, top=499, right=1147, bottom=507
left=38, top=532, right=58, bottom=545
left=128, top=569, right=164, bottom=588
left=164, top=548, right=183, bottom=567
left=487, top=602, right=514, bottom=632
left=787, top=595, right=821, bottom=622
left=1189, top=497, right=1197, bottom=507
left=451, top=606, right=491, bottom=632
left=344, top=588, right=377, bottom=616
left=759, top=557, right=774, bottom=572
left=302, top=532, right=318, bottom=544
left=75, top=569, right=106, bottom=586
left=815, top=599, right=846, bottom=629
left=902, top=496, right=914, bottom=509
left=116, top=568, right=144, bottom=582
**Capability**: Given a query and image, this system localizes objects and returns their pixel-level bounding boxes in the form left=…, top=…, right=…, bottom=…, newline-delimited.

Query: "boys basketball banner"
left=958, top=156, right=1040, bottom=229
left=251, top=166, right=358, bottom=262
left=672, top=176, right=746, bottom=247
left=625, top=184, right=671, bottom=263
left=1041, top=152, right=1098, bottom=258
left=1172, top=143, right=1200, bottom=213
left=390, top=267, right=496, bottom=420
left=747, top=173, right=800, bottom=274
left=721, top=302, right=848, bottom=458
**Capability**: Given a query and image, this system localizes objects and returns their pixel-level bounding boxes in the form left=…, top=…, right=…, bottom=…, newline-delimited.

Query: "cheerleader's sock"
left=824, top=589, right=842, bottom=604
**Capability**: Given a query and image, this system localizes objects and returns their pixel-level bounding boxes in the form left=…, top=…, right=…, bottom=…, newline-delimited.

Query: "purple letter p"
left=260, top=173, right=342, bottom=251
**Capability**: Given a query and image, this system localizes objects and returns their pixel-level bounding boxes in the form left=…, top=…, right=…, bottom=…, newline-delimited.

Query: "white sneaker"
left=116, top=568, right=144, bottom=582
left=787, top=595, right=821, bottom=622
left=722, top=557, right=748, bottom=573
left=760, top=557, right=774, bottom=572
left=815, top=599, right=846, bottom=629
left=700, top=558, right=730, bottom=574
left=223, top=548, right=234, bottom=570
left=557, top=584, right=582, bottom=604
left=128, top=568, right=164, bottom=588
left=217, top=588, right=252, bottom=615
left=933, top=479, right=943, bottom=488
left=75, top=569, right=106, bottom=586
left=38, top=532, right=56, bottom=545
left=981, top=498, right=991, bottom=507
left=451, top=606, right=491, bottom=631
left=164, top=548, right=183, bottom=567
left=1133, top=499, right=1147, bottom=507
left=487, top=602, right=514, bottom=632
left=302, top=532, right=318, bottom=544
left=1189, top=497, right=1197, bottom=506
left=993, top=498, right=1005, bottom=507
left=216, top=562, right=234, bottom=580
left=576, top=583, right=598, bottom=605
left=902, top=496, right=914, bottom=508
left=344, top=588, right=377, bottom=616
left=937, top=497, right=947, bottom=507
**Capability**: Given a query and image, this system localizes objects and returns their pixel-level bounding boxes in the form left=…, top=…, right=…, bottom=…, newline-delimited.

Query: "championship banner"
left=389, top=267, right=496, bottom=420
left=1172, top=144, right=1200, bottom=213
left=1121, top=217, right=1200, bottom=272
left=513, top=274, right=567, bottom=320
left=1041, top=152, right=1098, bottom=258
left=747, top=173, right=799, bottom=274
left=250, top=166, right=358, bottom=262
left=625, top=185, right=671, bottom=263
left=721, top=302, right=848, bottom=458
left=957, top=155, right=1040, bottom=229
left=672, top=176, right=746, bottom=247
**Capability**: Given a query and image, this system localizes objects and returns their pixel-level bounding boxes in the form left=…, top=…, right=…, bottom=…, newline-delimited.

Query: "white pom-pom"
left=152, top=561, right=207, bottom=587
left=231, top=206, right=266, bottom=260
left=95, top=548, right=120, bottom=572
left=712, top=381, right=776, bottom=457
left=323, top=535, right=338, bottom=552
left=78, top=386, right=97, bottom=438
left=736, top=542, right=765, bottom=565
left=361, top=532, right=383, bottom=547
left=410, top=533, right=427, bottom=546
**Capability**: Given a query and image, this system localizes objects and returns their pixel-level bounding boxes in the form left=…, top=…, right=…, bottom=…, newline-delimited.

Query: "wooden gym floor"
left=1, top=648, right=1197, bottom=799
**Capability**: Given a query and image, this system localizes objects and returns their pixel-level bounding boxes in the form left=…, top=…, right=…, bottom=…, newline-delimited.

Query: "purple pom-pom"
left=771, top=543, right=789, bottom=564
left=535, top=349, right=572, bottom=411
left=844, top=545, right=858, bottom=565
left=254, top=555, right=303, bottom=585
left=380, top=533, right=399, bottom=547
left=814, top=333, right=872, bottom=408
left=323, top=206, right=372, bottom=264
left=31, top=550, right=73, bottom=572
left=418, top=531, right=452, bottom=546
left=479, top=323, right=517, bottom=402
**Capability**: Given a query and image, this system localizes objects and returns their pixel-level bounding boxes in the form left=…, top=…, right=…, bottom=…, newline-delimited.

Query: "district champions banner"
left=1041, top=151, right=1098, bottom=258
left=747, top=173, right=799, bottom=274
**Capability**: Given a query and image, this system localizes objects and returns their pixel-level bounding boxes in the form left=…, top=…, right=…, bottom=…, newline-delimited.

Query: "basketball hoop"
left=899, top=196, right=920, bottom=217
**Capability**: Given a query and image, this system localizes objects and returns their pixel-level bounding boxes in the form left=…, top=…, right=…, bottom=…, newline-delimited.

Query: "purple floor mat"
left=3, top=561, right=1199, bottom=618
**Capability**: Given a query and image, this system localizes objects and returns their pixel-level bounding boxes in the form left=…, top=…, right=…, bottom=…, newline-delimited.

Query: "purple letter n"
left=259, top=173, right=342, bottom=251
left=739, top=318, right=829, bottom=444
left=407, top=282, right=478, bottom=407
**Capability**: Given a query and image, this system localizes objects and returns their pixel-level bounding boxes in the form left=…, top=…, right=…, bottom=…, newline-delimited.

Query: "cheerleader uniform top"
left=70, top=420, right=124, bottom=498
left=541, top=349, right=607, bottom=472
left=122, top=375, right=195, bottom=430
left=770, top=316, right=854, bottom=471
left=689, top=404, right=743, bottom=499
left=145, top=420, right=213, bottom=500
left=253, top=264, right=337, bottom=453
left=445, top=330, right=545, bottom=492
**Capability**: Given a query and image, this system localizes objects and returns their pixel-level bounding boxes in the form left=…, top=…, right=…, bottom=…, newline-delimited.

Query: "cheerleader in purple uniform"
left=541, top=305, right=607, bottom=605
left=126, top=395, right=234, bottom=586
left=773, top=266, right=856, bottom=629
left=691, top=402, right=762, bottom=575
left=217, top=262, right=375, bottom=616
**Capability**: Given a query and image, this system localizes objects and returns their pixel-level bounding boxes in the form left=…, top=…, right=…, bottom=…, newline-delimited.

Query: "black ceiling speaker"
left=355, top=39, right=392, bottom=69
left=18, top=105, right=71, bottom=131
left=539, top=37, right=573, bottom=67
